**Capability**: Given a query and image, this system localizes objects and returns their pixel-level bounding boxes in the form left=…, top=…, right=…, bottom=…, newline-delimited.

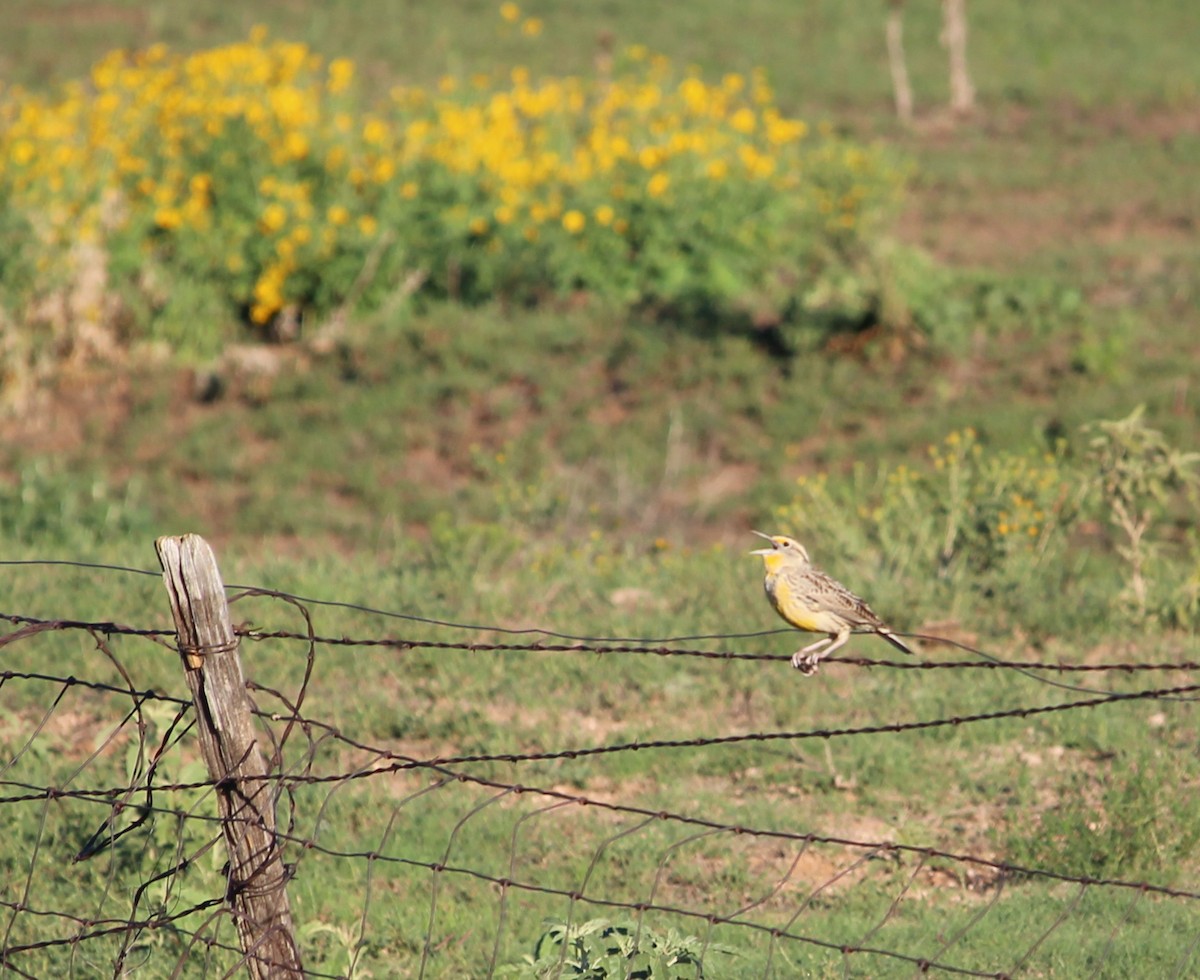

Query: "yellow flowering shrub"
left=774, top=421, right=1200, bottom=632
left=0, top=18, right=904, bottom=356
left=775, top=429, right=1089, bottom=614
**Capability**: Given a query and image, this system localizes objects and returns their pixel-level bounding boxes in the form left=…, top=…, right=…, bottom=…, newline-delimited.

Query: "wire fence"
left=0, top=539, right=1197, bottom=978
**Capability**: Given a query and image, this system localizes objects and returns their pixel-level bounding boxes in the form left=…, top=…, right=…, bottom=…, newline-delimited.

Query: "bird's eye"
left=780, top=540, right=789, bottom=547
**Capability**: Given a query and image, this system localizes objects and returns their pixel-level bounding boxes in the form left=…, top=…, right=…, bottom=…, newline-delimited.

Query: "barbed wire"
left=1, top=571, right=1198, bottom=977
left=14, top=559, right=1193, bottom=666
left=271, top=829, right=1015, bottom=979
left=1, top=559, right=788, bottom=643
left=3, top=673, right=1194, bottom=813
left=0, top=761, right=1180, bottom=979
left=0, top=894, right=343, bottom=980
left=6, top=713, right=1197, bottom=905
left=4, top=608, right=1198, bottom=675
left=2, top=774, right=1189, bottom=978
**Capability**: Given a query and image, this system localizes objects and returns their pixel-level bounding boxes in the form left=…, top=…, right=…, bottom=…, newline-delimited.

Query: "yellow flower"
left=637, top=146, right=662, bottom=170
left=327, top=58, right=355, bottom=94
left=730, top=107, right=756, bottom=133
left=260, top=203, right=288, bottom=234
left=400, top=181, right=419, bottom=200
left=362, top=118, right=388, bottom=145
left=766, top=115, right=807, bottom=145
left=737, top=144, right=774, bottom=178
left=327, top=204, right=350, bottom=225
left=500, top=2, right=520, bottom=23
left=154, top=208, right=183, bottom=230
left=562, top=210, right=585, bottom=234
left=282, top=130, right=309, bottom=161
left=11, top=140, right=36, bottom=166
left=593, top=204, right=614, bottom=226
left=522, top=17, right=543, bottom=36
left=706, top=159, right=728, bottom=180
left=182, top=195, right=210, bottom=226
left=646, top=172, right=670, bottom=198
left=494, top=204, right=515, bottom=224
left=469, top=216, right=489, bottom=235
left=358, top=214, right=378, bottom=236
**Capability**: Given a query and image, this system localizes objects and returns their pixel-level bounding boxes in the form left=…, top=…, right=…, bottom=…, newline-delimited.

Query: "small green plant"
left=299, top=921, right=375, bottom=980
left=498, top=917, right=741, bottom=979
left=1085, top=405, right=1200, bottom=623
left=1070, top=313, right=1133, bottom=380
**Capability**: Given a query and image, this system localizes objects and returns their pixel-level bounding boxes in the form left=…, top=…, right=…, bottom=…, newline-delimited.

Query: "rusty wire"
left=0, top=577, right=1197, bottom=978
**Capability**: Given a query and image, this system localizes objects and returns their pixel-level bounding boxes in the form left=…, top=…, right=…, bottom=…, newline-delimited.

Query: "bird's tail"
left=877, top=629, right=914, bottom=656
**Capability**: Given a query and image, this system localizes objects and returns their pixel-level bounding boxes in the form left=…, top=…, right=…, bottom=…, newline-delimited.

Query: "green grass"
left=1, top=526, right=1198, bottom=975
left=1, top=0, right=1200, bottom=976
left=2, top=0, right=1197, bottom=111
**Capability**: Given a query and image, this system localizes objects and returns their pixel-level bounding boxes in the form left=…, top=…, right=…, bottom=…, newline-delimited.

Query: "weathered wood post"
left=886, top=0, right=914, bottom=125
left=156, top=534, right=303, bottom=979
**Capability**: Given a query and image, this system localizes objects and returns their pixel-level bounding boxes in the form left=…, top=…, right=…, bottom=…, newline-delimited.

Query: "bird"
left=750, top=531, right=913, bottom=674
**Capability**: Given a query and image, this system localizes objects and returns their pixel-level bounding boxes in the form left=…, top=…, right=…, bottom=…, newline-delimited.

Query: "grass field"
left=1, top=1, right=1199, bottom=977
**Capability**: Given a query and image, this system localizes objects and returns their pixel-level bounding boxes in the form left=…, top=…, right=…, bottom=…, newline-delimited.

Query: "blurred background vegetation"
left=0, top=0, right=1198, bottom=975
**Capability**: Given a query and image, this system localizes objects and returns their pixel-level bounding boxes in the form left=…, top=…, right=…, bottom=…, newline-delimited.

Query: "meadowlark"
left=750, top=531, right=913, bottom=674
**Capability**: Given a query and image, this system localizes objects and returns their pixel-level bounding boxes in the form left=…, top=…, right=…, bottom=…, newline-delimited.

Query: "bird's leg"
left=798, top=636, right=833, bottom=655
left=791, top=630, right=850, bottom=675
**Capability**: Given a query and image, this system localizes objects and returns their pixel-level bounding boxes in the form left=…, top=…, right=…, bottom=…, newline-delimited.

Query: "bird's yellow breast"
left=764, top=571, right=820, bottom=632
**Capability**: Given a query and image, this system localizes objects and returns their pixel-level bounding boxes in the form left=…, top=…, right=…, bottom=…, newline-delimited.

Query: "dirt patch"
left=0, top=362, right=136, bottom=458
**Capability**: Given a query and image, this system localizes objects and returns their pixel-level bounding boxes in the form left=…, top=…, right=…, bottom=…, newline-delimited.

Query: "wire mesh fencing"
left=1, top=536, right=1197, bottom=978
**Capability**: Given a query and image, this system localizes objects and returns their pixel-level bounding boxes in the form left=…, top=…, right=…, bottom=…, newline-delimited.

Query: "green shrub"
left=497, top=918, right=741, bottom=979
left=771, top=415, right=1200, bottom=637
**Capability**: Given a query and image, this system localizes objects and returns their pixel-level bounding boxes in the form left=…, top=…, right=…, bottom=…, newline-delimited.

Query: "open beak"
left=749, top=529, right=776, bottom=555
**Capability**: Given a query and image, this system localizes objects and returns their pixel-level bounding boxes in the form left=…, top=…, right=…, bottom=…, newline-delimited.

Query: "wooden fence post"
left=156, top=534, right=303, bottom=979
left=886, top=0, right=914, bottom=126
